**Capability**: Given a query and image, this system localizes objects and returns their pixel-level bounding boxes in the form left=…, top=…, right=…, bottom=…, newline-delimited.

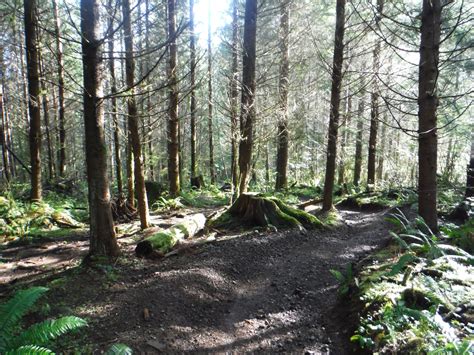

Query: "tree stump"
left=211, top=193, right=322, bottom=230
left=190, top=175, right=205, bottom=189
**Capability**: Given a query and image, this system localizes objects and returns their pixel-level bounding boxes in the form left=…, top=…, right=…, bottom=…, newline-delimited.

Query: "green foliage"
left=352, top=211, right=474, bottom=353
left=330, top=263, right=357, bottom=296
left=180, top=186, right=229, bottom=208
left=441, top=219, right=474, bottom=254
left=0, top=193, right=84, bottom=243
left=152, top=196, right=184, bottom=212
left=0, top=287, right=87, bottom=354
left=105, top=343, right=133, bottom=355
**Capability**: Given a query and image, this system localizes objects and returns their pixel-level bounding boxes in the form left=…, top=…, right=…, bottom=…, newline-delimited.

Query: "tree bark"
left=466, top=131, right=474, bottom=198
left=322, top=0, right=346, bottom=211
left=24, top=0, right=42, bottom=201
left=122, top=0, right=150, bottom=229
left=207, top=2, right=216, bottom=184
left=107, top=3, right=123, bottom=196
left=230, top=0, right=239, bottom=199
left=189, top=0, right=197, bottom=180
left=366, top=0, right=383, bottom=191
left=80, top=0, right=120, bottom=257
left=275, top=0, right=290, bottom=190
left=39, top=52, right=55, bottom=180
left=0, top=91, right=11, bottom=183
left=167, top=0, right=180, bottom=196
left=238, top=0, right=258, bottom=195
left=338, top=88, right=351, bottom=186
left=418, top=0, right=441, bottom=232
left=52, top=0, right=66, bottom=177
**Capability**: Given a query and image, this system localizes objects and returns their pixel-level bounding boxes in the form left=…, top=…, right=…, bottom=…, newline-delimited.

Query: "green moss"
left=144, top=231, right=179, bottom=254
left=270, top=197, right=323, bottom=229
left=210, top=194, right=323, bottom=230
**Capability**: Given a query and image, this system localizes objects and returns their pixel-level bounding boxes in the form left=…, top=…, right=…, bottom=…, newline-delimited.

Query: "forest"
left=0, top=0, right=473, bottom=353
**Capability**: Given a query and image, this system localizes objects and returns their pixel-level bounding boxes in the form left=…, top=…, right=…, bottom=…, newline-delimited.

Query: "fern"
left=106, top=343, right=133, bottom=355
left=0, top=287, right=87, bottom=354
left=0, top=287, right=48, bottom=349
left=11, top=316, right=87, bottom=349
left=5, top=345, right=54, bottom=355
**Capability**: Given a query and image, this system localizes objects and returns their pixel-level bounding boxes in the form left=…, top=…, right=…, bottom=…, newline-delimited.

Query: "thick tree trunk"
left=80, top=0, right=120, bottom=257
left=418, top=0, right=441, bottom=232
left=238, top=0, right=258, bottom=195
left=207, top=3, right=216, bottom=184
left=189, top=0, right=197, bottom=180
left=230, top=0, right=239, bottom=199
left=167, top=0, right=180, bottom=196
left=366, top=0, right=383, bottom=191
left=122, top=0, right=150, bottom=229
left=322, top=0, right=346, bottom=211
left=52, top=0, right=66, bottom=177
left=107, top=4, right=123, bottom=196
left=24, top=0, right=42, bottom=201
left=275, top=0, right=290, bottom=190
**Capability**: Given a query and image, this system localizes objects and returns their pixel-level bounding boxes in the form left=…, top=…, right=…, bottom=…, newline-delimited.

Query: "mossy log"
left=135, top=213, right=206, bottom=257
left=211, top=193, right=322, bottom=230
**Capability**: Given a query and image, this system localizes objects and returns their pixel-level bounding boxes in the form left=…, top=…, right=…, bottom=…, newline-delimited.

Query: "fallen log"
left=135, top=213, right=206, bottom=257
left=210, top=193, right=323, bottom=230
left=297, top=198, right=323, bottom=210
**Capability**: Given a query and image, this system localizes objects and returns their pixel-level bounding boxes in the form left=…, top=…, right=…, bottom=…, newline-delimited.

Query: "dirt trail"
left=93, top=208, right=391, bottom=353
left=0, top=208, right=392, bottom=353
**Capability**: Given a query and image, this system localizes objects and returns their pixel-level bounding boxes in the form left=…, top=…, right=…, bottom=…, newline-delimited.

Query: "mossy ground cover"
left=0, top=192, right=85, bottom=244
left=350, top=212, right=474, bottom=353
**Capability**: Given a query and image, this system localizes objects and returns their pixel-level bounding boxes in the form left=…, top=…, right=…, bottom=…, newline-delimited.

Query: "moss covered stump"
left=135, top=213, right=206, bottom=257
left=211, top=193, right=322, bottom=230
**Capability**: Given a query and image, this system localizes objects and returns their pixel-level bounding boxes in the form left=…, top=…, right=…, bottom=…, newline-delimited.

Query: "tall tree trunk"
left=39, top=53, right=55, bottom=180
left=0, top=91, right=11, bottom=183
left=52, top=0, right=66, bottom=177
left=466, top=131, right=474, bottom=198
left=189, top=0, right=197, bottom=180
left=338, top=88, right=351, bottom=186
left=376, top=117, right=387, bottom=182
left=80, top=0, right=120, bottom=257
left=275, top=0, right=290, bottom=190
left=418, top=0, right=441, bottom=232
left=145, top=0, right=154, bottom=180
left=122, top=0, right=150, bottom=229
left=230, top=0, right=239, bottom=199
left=207, top=3, right=216, bottom=184
left=126, top=128, right=134, bottom=206
left=107, top=3, right=123, bottom=196
left=167, top=0, right=180, bottom=196
left=366, top=0, right=383, bottom=191
left=0, top=47, right=11, bottom=183
left=321, top=0, right=346, bottom=211
left=238, top=0, right=258, bottom=195
left=24, top=0, right=42, bottom=201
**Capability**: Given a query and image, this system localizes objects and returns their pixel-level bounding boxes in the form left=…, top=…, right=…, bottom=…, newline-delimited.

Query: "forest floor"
left=0, top=205, right=393, bottom=353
